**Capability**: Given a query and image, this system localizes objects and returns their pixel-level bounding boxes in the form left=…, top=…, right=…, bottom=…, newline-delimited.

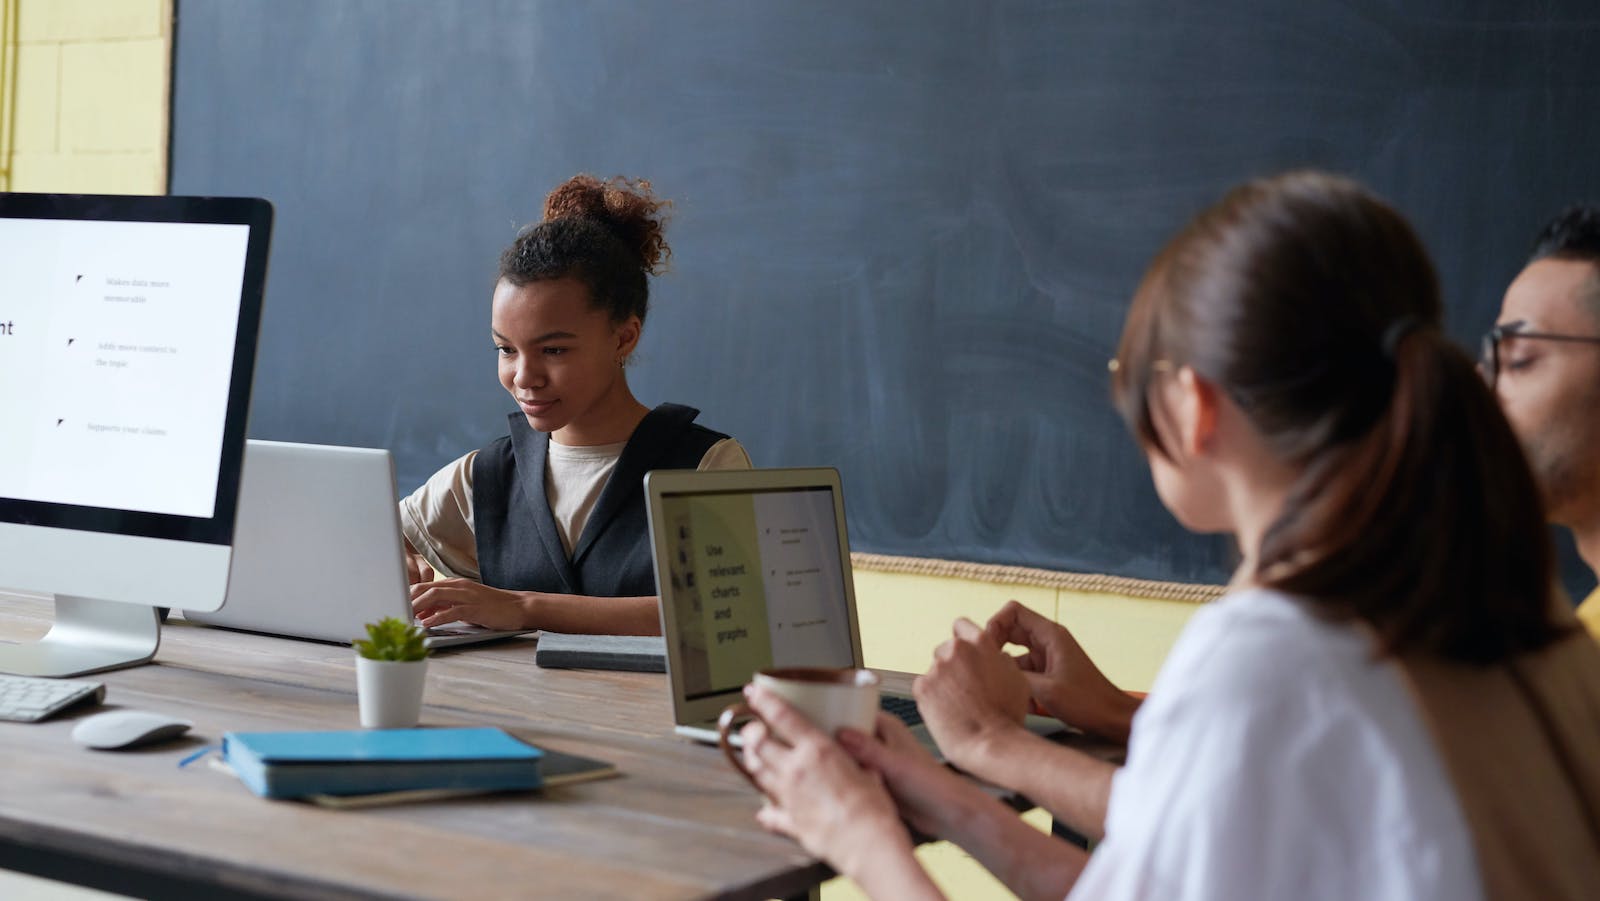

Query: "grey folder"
left=534, top=633, right=667, bottom=673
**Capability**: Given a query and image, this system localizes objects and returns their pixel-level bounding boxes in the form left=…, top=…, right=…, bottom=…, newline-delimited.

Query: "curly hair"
left=498, top=175, right=673, bottom=323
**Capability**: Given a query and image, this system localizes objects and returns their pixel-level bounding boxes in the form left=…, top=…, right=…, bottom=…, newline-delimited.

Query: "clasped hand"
left=916, top=601, right=1136, bottom=773
left=911, top=615, right=1031, bottom=771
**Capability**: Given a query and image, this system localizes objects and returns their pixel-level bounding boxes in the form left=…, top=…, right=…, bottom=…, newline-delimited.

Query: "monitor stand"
left=0, top=596, right=161, bottom=677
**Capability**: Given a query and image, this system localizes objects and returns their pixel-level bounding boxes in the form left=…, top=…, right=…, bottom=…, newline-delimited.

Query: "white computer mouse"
left=71, top=710, right=194, bottom=750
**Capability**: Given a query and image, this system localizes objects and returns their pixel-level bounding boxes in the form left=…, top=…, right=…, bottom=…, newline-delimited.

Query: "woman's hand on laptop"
left=405, top=553, right=435, bottom=586
left=401, top=538, right=435, bottom=586
left=411, top=579, right=531, bottom=631
left=984, top=601, right=1140, bottom=743
left=913, top=618, right=1032, bottom=777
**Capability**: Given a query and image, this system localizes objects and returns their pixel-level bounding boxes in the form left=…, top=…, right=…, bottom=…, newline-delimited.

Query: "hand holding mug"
left=725, top=676, right=909, bottom=882
left=717, top=667, right=880, bottom=793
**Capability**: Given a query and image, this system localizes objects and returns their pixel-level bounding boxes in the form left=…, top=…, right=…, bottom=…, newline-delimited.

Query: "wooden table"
left=0, top=595, right=839, bottom=900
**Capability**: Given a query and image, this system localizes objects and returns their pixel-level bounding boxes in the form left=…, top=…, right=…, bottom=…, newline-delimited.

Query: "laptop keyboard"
left=880, top=695, right=923, bottom=727
left=0, top=674, right=106, bottom=723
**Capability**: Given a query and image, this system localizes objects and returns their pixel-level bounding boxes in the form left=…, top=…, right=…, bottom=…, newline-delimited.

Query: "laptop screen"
left=657, top=485, right=856, bottom=701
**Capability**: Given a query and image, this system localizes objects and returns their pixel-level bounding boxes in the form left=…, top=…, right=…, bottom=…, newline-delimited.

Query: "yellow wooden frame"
left=852, top=552, right=1223, bottom=603
left=0, top=0, right=17, bottom=191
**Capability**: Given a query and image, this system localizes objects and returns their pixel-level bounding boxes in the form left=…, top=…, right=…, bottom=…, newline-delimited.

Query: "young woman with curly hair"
left=401, top=175, right=750, bottom=635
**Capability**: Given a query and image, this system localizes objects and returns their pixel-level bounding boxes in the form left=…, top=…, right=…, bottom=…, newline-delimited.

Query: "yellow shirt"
left=1578, top=587, right=1600, bottom=641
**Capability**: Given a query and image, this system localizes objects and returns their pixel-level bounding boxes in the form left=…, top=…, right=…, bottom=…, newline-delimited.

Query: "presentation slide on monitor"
left=665, top=488, right=856, bottom=699
left=0, top=217, right=249, bottom=517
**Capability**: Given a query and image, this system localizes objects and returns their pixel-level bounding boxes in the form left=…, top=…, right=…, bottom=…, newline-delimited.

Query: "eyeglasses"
left=1479, top=325, right=1600, bottom=388
left=1106, top=359, right=1174, bottom=375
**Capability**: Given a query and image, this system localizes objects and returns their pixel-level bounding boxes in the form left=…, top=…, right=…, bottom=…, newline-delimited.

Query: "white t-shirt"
left=544, top=439, right=626, bottom=557
left=1069, top=587, right=1481, bottom=901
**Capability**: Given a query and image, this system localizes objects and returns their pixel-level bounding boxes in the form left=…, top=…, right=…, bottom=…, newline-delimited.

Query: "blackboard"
left=171, top=0, right=1600, bottom=596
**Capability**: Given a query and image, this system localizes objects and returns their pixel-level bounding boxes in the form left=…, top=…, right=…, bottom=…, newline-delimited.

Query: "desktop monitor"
left=0, top=193, right=271, bottom=677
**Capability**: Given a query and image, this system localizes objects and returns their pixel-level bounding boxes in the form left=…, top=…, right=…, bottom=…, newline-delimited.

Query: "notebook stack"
left=219, top=727, right=614, bottom=804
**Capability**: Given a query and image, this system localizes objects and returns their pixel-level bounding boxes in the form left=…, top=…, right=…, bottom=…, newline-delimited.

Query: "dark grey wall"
left=171, top=0, right=1600, bottom=595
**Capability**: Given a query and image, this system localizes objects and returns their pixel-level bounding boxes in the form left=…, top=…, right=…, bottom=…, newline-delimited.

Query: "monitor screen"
left=0, top=193, right=270, bottom=677
left=0, top=194, right=269, bottom=544
left=657, top=485, right=856, bottom=701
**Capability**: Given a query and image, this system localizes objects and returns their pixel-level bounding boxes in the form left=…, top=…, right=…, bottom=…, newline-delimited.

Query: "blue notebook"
left=222, top=727, right=544, bottom=799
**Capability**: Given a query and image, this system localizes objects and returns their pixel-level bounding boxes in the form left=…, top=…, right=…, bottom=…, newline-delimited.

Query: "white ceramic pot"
left=356, top=656, right=428, bottom=728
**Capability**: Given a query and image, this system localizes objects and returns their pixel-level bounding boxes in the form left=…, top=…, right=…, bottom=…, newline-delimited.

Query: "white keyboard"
left=0, top=673, right=106, bottom=722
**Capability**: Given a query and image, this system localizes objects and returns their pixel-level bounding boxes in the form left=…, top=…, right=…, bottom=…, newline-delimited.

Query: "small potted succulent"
left=353, top=617, right=431, bottom=728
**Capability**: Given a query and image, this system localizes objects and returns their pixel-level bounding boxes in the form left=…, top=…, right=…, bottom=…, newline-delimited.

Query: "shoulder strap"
left=1397, top=636, right=1600, bottom=899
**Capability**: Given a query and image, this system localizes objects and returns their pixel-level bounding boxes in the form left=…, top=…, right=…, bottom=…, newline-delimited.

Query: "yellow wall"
left=3, top=0, right=170, bottom=194
left=855, top=568, right=1200, bottom=692
left=0, top=2, right=13, bottom=189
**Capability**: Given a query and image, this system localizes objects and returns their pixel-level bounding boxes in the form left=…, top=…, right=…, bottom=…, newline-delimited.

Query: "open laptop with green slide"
left=644, top=466, right=1064, bottom=753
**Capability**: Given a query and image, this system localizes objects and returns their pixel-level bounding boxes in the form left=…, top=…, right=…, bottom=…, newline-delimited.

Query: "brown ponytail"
left=1113, top=171, right=1567, bottom=664
left=1259, top=326, right=1561, bottom=663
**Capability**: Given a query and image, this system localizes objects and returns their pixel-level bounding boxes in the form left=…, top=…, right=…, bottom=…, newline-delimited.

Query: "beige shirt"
left=400, top=437, right=751, bottom=581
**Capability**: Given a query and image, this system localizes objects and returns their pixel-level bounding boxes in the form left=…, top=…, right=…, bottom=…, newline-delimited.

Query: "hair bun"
left=542, top=174, right=672, bottom=275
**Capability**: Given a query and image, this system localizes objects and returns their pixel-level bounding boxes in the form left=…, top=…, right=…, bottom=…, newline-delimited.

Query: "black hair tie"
left=1381, top=316, right=1422, bottom=359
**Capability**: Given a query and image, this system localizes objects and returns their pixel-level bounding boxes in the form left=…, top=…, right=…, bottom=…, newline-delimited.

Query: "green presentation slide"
left=684, top=494, right=773, bottom=689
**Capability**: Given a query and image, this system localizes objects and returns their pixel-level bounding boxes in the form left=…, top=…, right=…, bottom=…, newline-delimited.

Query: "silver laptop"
left=184, top=440, right=529, bottom=649
left=644, top=467, right=1061, bottom=752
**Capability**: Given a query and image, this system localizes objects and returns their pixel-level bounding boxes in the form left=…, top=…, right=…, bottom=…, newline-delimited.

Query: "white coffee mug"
left=718, top=666, right=880, bottom=794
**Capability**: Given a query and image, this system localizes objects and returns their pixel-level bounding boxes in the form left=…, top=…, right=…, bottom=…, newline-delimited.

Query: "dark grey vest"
left=471, top=403, right=729, bottom=596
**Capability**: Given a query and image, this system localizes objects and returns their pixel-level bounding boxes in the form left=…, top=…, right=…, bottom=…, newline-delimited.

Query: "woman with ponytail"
left=731, top=172, right=1600, bottom=900
left=400, top=175, right=749, bottom=635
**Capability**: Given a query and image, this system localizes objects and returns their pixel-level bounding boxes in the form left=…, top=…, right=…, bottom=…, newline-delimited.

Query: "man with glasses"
left=1484, top=206, right=1600, bottom=637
